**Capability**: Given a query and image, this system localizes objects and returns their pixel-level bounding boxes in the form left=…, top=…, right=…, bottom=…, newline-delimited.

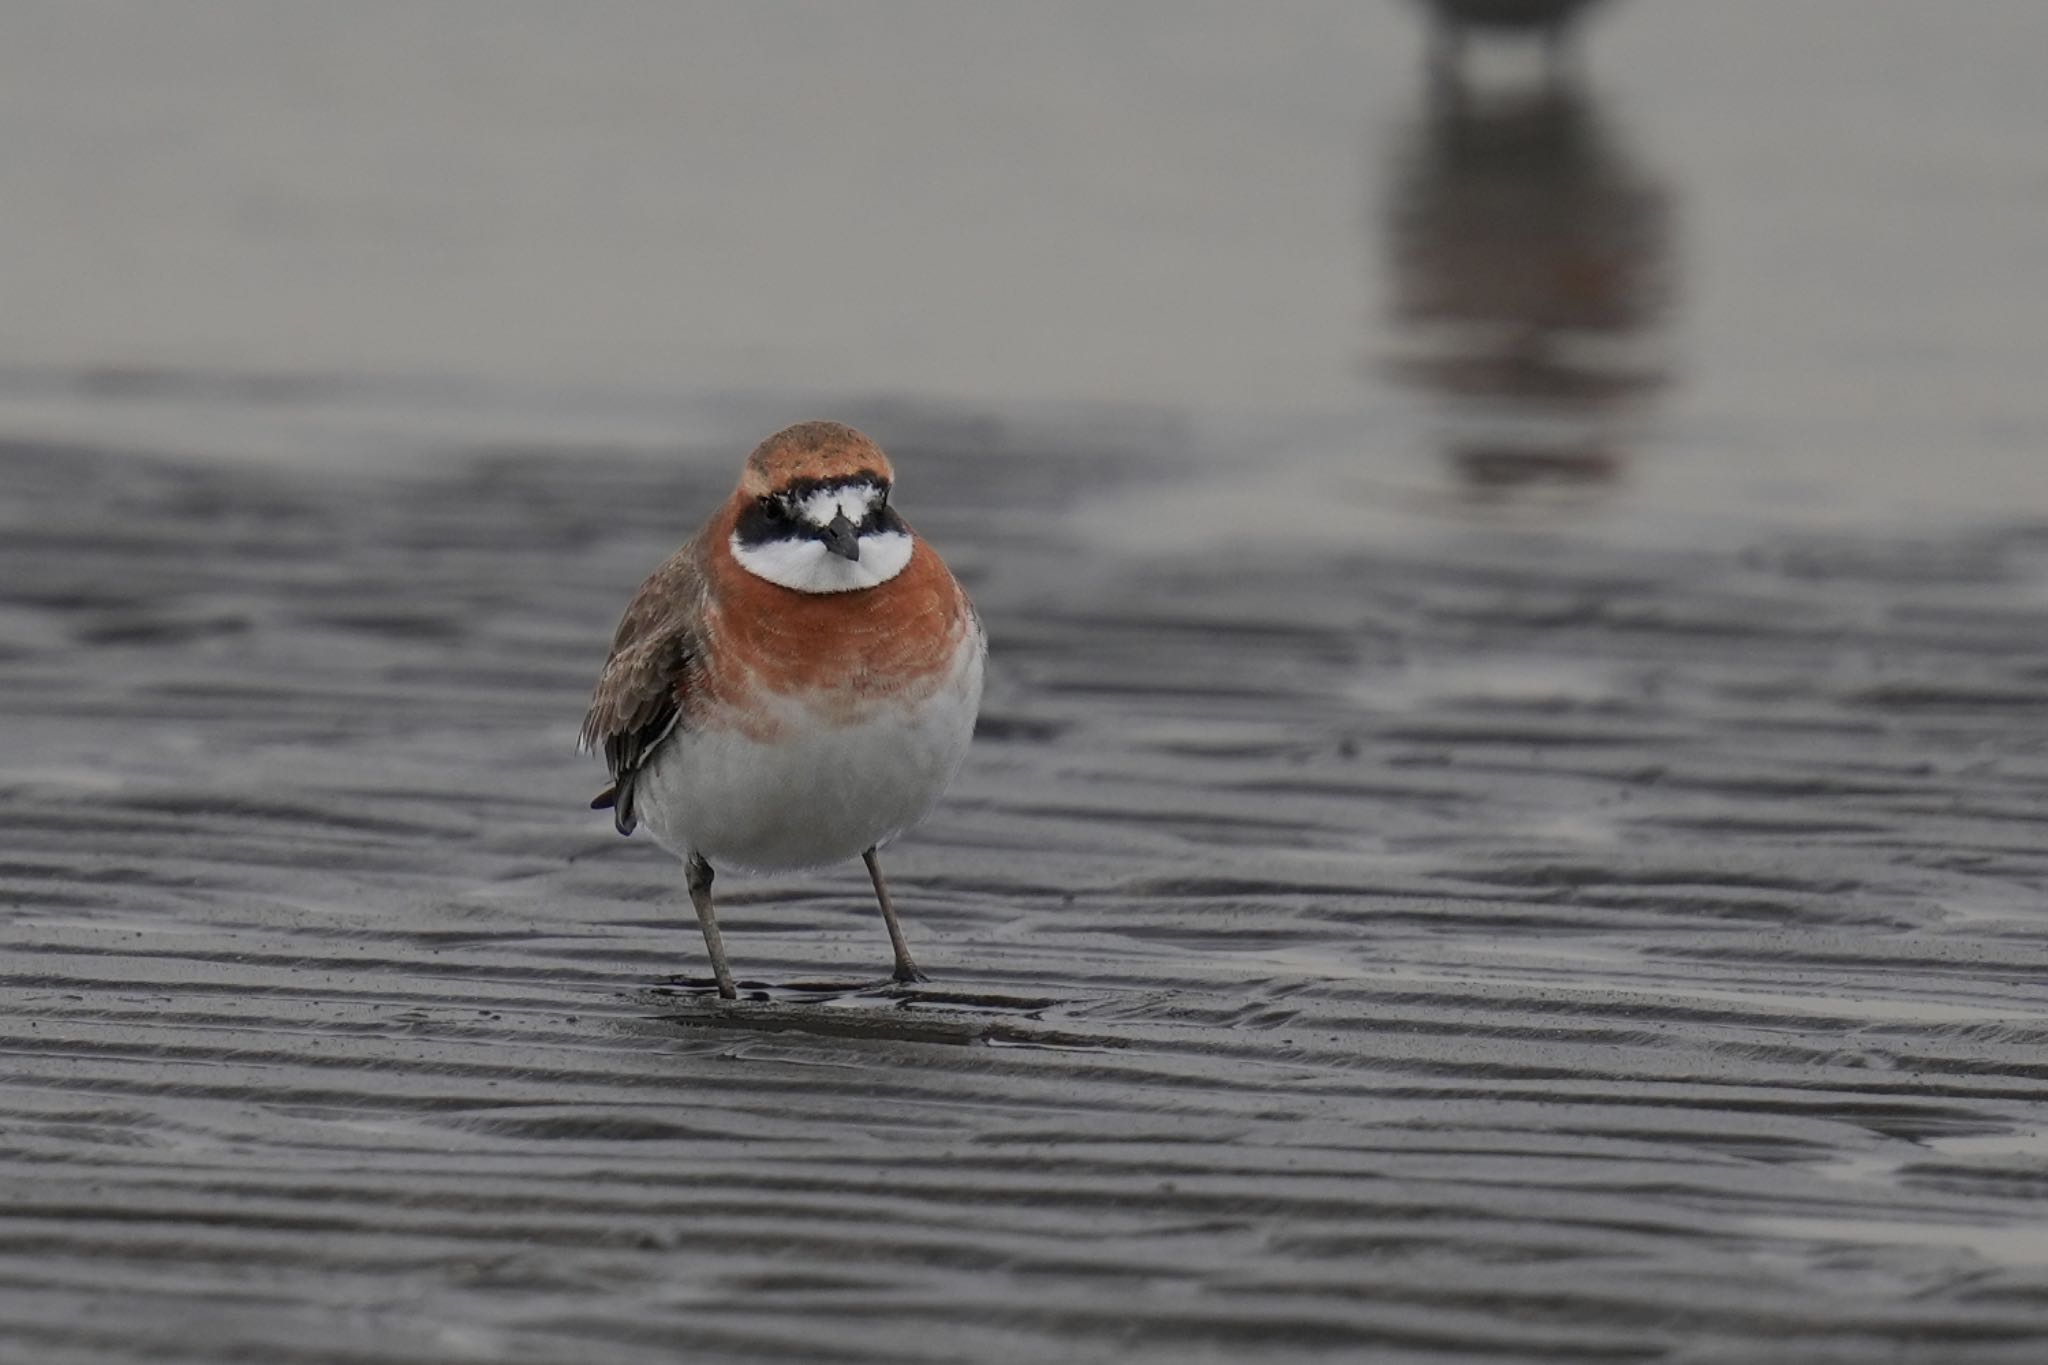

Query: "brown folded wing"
left=580, top=549, right=708, bottom=836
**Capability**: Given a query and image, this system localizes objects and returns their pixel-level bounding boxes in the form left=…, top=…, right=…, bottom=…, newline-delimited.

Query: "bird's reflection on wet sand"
left=1382, top=18, right=1675, bottom=501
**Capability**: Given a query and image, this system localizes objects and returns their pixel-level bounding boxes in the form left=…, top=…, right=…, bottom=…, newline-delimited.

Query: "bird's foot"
left=657, top=973, right=749, bottom=1002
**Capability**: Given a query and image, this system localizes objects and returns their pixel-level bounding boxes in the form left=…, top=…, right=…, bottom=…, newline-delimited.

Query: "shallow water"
left=4, top=421, right=2048, bottom=1362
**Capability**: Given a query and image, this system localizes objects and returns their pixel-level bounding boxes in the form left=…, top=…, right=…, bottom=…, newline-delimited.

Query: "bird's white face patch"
left=731, top=529, right=914, bottom=594
left=792, top=484, right=882, bottom=530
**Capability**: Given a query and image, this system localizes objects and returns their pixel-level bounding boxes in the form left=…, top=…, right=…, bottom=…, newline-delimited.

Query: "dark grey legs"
left=686, top=853, right=737, bottom=1000
left=686, top=849, right=922, bottom=997
left=863, top=847, right=926, bottom=984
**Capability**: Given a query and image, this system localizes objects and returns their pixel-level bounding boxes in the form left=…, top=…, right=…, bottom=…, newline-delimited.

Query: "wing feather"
left=581, top=548, right=708, bottom=835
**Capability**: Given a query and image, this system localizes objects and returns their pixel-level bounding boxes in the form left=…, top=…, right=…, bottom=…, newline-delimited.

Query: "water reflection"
left=1411, top=0, right=1619, bottom=86
left=1380, top=51, right=1676, bottom=501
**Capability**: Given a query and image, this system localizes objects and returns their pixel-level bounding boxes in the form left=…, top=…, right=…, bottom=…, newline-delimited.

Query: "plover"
left=582, top=422, right=985, bottom=999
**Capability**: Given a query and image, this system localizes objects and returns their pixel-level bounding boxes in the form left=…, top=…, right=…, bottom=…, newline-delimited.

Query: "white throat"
left=730, top=529, right=914, bottom=594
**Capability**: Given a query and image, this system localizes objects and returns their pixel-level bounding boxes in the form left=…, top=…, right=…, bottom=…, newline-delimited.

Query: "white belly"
left=636, top=636, right=984, bottom=872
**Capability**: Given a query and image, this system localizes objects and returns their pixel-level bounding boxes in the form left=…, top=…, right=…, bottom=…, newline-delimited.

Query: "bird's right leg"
left=686, top=853, right=737, bottom=1000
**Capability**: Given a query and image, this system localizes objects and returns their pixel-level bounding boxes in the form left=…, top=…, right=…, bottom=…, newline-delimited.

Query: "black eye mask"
left=733, top=475, right=906, bottom=548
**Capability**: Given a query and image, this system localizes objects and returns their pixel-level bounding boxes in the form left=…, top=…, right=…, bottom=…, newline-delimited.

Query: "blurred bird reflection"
left=1411, top=0, right=1617, bottom=86
left=1380, top=52, right=1676, bottom=501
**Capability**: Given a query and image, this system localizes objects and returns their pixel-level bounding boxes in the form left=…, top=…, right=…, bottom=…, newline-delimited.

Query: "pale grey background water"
left=4, top=0, right=2045, bottom=526
left=4, top=4, right=2048, bottom=1363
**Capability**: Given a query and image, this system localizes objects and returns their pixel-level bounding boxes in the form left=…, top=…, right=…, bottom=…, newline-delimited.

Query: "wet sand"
left=6, top=3, right=2048, bottom=1356
left=4, top=418, right=2047, bottom=1362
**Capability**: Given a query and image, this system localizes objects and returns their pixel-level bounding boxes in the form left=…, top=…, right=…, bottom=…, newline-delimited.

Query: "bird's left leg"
left=862, top=847, right=927, bottom=985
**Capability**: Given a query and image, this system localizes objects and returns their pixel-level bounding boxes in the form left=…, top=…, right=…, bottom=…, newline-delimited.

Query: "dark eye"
left=757, top=496, right=786, bottom=522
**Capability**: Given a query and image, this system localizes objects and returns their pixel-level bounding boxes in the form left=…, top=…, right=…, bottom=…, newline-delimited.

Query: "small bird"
left=581, top=421, right=985, bottom=1000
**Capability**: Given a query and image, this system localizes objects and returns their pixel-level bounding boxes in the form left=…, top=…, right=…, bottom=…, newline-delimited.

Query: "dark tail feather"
left=590, top=781, right=637, bottom=836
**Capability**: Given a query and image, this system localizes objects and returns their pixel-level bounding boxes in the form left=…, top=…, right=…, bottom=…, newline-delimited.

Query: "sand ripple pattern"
left=3, top=431, right=2047, bottom=1362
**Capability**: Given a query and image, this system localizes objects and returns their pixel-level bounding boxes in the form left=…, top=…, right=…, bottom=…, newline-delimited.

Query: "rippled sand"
left=3, top=421, right=2046, bottom=1363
